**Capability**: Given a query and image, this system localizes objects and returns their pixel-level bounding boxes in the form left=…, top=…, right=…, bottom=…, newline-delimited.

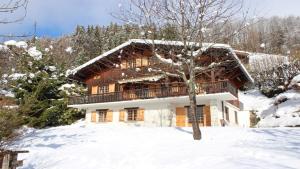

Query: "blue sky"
left=1, top=0, right=300, bottom=39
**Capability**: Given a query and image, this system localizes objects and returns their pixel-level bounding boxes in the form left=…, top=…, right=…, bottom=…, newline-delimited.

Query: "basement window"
left=97, top=109, right=107, bottom=122
left=127, top=108, right=138, bottom=121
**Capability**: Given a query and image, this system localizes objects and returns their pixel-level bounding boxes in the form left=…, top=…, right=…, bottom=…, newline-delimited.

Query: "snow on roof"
left=118, top=75, right=165, bottom=84
left=70, top=39, right=253, bottom=83
left=248, top=53, right=288, bottom=71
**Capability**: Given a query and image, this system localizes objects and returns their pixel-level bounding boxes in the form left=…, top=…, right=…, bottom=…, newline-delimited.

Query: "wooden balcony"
left=68, top=80, right=238, bottom=105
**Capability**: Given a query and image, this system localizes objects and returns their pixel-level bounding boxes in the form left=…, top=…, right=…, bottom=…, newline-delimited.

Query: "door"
left=176, top=107, right=186, bottom=127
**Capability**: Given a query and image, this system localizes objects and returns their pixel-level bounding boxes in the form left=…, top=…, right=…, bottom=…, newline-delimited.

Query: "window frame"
left=186, top=105, right=204, bottom=124
left=225, top=106, right=230, bottom=121
left=97, top=109, right=108, bottom=122
left=127, top=108, right=138, bottom=121
left=98, top=85, right=109, bottom=94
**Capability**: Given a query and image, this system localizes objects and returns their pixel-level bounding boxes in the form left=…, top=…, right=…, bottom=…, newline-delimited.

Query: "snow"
left=28, top=47, right=42, bottom=60
left=16, top=41, right=28, bottom=49
left=13, top=122, right=300, bottom=169
left=3, top=40, right=28, bottom=49
left=9, top=73, right=26, bottom=80
left=240, top=89, right=300, bottom=127
left=260, top=43, right=266, bottom=48
left=4, top=40, right=17, bottom=46
left=239, top=89, right=273, bottom=113
left=0, top=44, right=9, bottom=51
left=248, top=53, right=288, bottom=71
left=48, top=66, right=57, bottom=72
left=289, top=74, right=300, bottom=89
left=0, top=89, right=14, bottom=97
left=58, top=84, right=76, bottom=90
left=65, top=47, right=73, bottom=54
left=118, top=75, right=165, bottom=84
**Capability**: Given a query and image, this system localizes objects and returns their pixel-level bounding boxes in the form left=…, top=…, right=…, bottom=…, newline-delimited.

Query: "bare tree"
left=115, top=0, right=248, bottom=140
left=0, top=0, right=29, bottom=38
left=0, top=0, right=28, bottom=24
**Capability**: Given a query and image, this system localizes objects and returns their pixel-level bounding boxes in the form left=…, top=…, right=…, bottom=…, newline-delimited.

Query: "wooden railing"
left=69, top=80, right=238, bottom=105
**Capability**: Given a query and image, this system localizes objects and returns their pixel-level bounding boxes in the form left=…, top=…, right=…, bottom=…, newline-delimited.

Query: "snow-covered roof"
left=118, top=75, right=165, bottom=84
left=70, top=39, right=253, bottom=83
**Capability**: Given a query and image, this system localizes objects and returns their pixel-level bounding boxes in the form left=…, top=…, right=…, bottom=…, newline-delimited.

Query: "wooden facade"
left=68, top=40, right=252, bottom=126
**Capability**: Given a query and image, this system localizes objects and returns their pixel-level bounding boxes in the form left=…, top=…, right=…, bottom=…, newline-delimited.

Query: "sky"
left=0, top=0, right=300, bottom=39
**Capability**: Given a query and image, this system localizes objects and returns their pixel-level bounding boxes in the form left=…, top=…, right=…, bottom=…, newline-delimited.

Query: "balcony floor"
left=68, top=92, right=236, bottom=109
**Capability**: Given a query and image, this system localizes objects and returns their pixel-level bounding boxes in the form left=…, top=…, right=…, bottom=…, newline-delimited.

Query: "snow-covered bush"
left=288, top=74, right=300, bottom=90
left=250, top=56, right=300, bottom=97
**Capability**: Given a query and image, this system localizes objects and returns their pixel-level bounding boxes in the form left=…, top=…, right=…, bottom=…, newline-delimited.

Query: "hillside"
left=12, top=121, right=300, bottom=169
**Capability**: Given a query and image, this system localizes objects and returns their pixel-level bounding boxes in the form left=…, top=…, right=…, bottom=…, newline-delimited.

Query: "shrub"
left=0, top=108, right=23, bottom=147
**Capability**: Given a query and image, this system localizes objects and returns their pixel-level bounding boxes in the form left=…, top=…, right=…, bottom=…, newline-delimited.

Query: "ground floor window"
left=235, top=111, right=238, bottom=124
left=187, top=106, right=204, bottom=124
left=225, top=107, right=229, bottom=121
left=127, top=108, right=138, bottom=121
left=97, top=109, right=107, bottom=122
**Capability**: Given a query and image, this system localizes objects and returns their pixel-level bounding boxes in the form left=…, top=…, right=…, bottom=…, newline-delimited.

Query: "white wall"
left=83, top=98, right=250, bottom=127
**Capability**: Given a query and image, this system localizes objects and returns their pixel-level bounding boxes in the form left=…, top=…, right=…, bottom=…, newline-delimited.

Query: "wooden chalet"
left=68, top=39, right=253, bottom=127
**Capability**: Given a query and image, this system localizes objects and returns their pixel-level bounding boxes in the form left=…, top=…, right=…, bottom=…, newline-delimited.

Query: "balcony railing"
left=68, top=80, right=238, bottom=105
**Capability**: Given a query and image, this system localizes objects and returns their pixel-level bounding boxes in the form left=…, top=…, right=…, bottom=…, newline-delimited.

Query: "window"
left=97, top=110, right=107, bottom=122
left=235, top=111, right=238, bottom=124
left=187, top=106, right=204, bottom=123
left=127, top=58, right=136, bottom=69
left=99, top=85, right=109, bottom=94
left=225, top=107, right=229, bottom=121
left=127, top=108, right=138, bottom=121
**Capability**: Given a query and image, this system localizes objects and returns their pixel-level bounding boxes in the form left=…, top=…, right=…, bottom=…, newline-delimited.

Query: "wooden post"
left=0, top=150, right=29, bottom=169
left=2, top=153, right=10, bottom=169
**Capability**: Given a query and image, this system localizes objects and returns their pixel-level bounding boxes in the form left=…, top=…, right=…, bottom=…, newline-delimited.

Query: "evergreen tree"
left=11, top=48, right=84, bottom=128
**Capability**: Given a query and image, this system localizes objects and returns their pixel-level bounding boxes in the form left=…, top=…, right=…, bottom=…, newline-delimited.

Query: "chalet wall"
left=83, top=98, right=248, bottom=127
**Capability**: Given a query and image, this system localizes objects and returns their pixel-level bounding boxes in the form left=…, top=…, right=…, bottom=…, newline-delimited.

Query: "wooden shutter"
left=176, top=107, right=186, bottom=127
left=91, top=111, right=97, bottom=122
left=137, top=109, right=144, bottom=121
left=136, top=57, right=142, bottom=67
left=121, top=60, right=127, bottom=69
left=106, top=110, right=113, bottom=122
left=119, top=110, right=125, bottom=121
left=91, top=86, right=98, bottom=94
left=203, top=105, right=211, bottom=126
left=142, top=57, right=148, bottom=66
left=109, top=83, right=115, bottom=93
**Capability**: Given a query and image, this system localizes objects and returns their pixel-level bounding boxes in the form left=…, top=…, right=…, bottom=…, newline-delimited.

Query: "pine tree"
left=11, top=48, right=83, bottom=128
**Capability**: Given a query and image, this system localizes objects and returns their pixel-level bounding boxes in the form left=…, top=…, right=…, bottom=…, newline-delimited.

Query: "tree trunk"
left=189, top=88, right=202, bottom=140
left=188, top=59, right=202, bottom=140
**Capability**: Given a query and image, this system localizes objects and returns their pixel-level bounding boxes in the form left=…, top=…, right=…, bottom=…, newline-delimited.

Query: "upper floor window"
left=128, top=58, right=136, bottom=69
left=99, top=85, right=109, bottom=94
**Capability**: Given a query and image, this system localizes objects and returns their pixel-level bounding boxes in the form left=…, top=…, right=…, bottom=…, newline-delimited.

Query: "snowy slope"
left=239, top=89, right=300, bottom=127
left=13, top=121, right=300, bottom=169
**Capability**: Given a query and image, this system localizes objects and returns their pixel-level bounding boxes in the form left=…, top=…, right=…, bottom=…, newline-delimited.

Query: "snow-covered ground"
left=14, top=121, right=300, bottom=169
left=239, top=89, right=300, bottom=127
